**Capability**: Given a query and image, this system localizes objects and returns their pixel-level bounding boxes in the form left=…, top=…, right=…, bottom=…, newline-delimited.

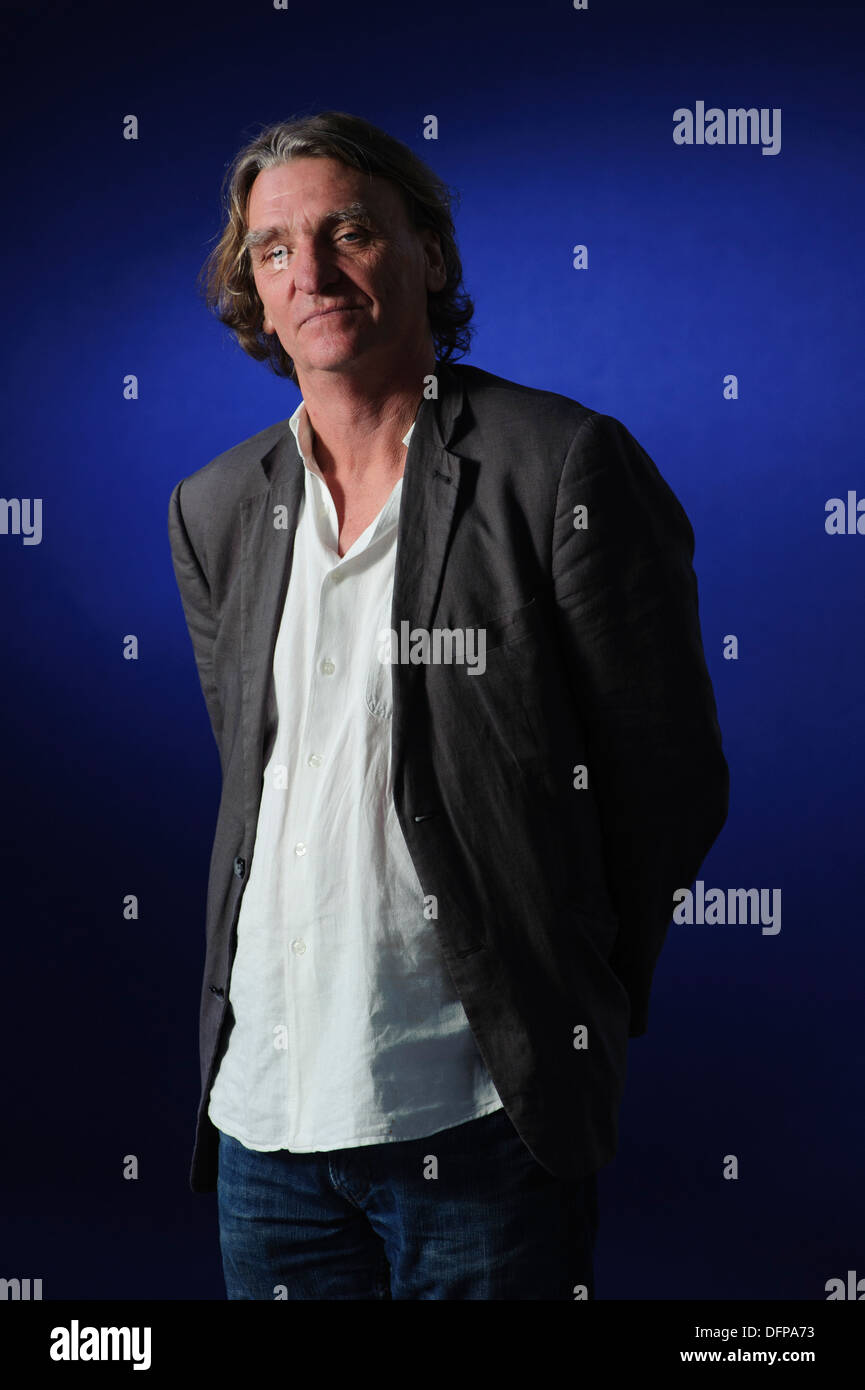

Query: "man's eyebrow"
left=242, top=202, right=376, bottom=254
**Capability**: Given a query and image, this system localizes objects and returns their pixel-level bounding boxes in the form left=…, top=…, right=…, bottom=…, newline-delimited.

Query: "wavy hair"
left=198, top=110, right=475, bottom=382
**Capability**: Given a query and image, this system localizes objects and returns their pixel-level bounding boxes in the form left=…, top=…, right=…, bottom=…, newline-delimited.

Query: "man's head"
left=200, top=111, right=475, bottom=386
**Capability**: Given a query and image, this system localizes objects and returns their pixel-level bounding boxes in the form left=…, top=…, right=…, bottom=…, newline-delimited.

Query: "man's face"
left=245, top=156, right=445, bottom=381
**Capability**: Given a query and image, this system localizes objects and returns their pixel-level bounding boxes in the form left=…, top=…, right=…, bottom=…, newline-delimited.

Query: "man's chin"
left=295, top=342, right=372, bottom=374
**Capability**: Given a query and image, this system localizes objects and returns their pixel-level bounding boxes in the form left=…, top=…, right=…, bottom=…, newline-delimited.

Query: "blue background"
left=1, top=0, right=862, bottom=1299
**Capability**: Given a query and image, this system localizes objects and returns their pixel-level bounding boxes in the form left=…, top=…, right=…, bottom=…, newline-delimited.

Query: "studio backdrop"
left=1, top=0, right=862, bottom=1300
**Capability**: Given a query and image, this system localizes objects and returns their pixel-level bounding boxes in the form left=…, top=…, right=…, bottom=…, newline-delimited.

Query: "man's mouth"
left=303, top=306, right=360, bottom=325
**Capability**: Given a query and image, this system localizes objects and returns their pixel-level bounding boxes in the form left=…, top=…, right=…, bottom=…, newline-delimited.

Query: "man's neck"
left=298, top=347, right=435, bottom=483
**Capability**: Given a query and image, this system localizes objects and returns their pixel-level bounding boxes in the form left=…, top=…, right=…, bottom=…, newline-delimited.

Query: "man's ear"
left=421, top=229, right=447, bottom=292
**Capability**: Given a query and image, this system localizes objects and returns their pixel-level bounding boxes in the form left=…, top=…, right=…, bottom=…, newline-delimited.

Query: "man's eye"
left=264, top=247, right=289, bottom=264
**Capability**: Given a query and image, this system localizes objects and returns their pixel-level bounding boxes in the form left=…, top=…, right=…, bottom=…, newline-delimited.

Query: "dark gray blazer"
left=168, top=359, right=729, bottom=1194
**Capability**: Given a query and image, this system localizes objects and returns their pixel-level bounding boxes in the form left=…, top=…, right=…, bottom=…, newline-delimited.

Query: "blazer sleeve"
left=551, top=412, right=730, bottom=1035
left=167, top=478, right=224, bottom=750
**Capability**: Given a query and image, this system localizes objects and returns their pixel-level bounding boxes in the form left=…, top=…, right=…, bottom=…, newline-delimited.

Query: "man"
left=168, top=110, right=729, bottom=1301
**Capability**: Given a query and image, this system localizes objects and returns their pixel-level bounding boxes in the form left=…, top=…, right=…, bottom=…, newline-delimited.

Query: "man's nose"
left=291, top=241, right=341, bottom=295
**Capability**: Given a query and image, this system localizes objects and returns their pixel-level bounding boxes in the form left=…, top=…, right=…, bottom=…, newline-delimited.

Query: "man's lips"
left=302, top=306, right=361, bottom=326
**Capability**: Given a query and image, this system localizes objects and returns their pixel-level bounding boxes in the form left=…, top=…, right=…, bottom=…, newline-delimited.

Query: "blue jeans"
left=216, top=1107, right=599, bottom=1300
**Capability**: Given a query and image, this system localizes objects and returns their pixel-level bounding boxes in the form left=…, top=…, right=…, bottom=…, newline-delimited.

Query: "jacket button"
left=233, top=856, right=246, bottom=879
left=209, top=985, right=225, bottom=998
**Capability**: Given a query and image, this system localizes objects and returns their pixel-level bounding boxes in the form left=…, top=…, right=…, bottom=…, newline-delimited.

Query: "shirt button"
left=307, top=754, right=322, bottom=767
left=321, top=658, right=335, bottom=675
left=291, top=938, right=307, bottom=955
left=294, top=842, right=307, bottom=856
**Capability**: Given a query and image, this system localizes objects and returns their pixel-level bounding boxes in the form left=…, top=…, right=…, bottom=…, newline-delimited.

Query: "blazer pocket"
left=477, top=596, right=544, bottom=653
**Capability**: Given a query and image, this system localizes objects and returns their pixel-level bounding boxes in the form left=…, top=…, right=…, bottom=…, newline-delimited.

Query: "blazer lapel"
left=390, top=364, right=466, bottom=790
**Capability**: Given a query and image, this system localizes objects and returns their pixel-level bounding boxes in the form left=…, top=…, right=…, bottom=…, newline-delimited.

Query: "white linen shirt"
left=207, top=397, right=503, bottom=1152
